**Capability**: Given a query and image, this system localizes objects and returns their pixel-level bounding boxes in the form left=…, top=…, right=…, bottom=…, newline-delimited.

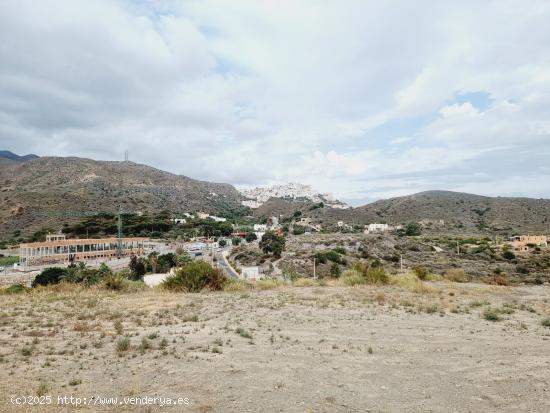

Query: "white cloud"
left=1, top=0, right=550, bottom=203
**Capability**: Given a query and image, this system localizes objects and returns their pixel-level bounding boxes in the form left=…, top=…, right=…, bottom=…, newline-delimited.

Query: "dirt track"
left=1, top=283, right=550, bottom=412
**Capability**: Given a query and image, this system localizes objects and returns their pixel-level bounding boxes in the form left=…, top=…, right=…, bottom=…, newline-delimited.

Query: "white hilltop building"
left=239, top=183, right=350, bottom=210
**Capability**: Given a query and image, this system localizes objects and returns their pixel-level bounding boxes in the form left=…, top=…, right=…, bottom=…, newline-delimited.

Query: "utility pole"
left=117, top=206, right=123, bottom=258
left=313, top=258, right=316, bottom=280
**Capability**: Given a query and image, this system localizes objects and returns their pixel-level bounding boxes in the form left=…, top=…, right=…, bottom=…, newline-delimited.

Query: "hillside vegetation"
left=0, top=156, right=247, bottom=242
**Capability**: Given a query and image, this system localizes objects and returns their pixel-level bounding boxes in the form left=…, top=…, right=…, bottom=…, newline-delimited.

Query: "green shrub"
left=292, top=225, right=306, bottom=235
left=32, top=267, right=68, bottom=287
left=62, top=263, right=103, bottom=286
left=162, top=261, right=225, bottom=292
left=333, top=247, right=346, bottom=255
left=502, top=250, right=516, bottom=260
left=116, top=337, right=130, bottom=353
left=330, top=262, right=341, bottom=278
left=235, top=327, right=252, bottom=339
left=405, top=222, right=422, bottom=236
left=412, top=266, right=428, bottom=280
left=2, top=284, right=29, bottom=294
left=315, top=250, right=343, bottom=265
left=516, top=265, right=529, bottom=274
left=541, top=318, right=550, bottom=328
left=483, top=308, right=501, bottom=322
left=101, top=273, right=127, bottom=291
left=340, top=269, right=366, bottom=286
left=365, top=266, right=389, bottom=284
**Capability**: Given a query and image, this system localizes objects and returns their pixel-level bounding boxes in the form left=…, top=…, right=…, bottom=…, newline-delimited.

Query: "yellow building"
left=20, top=236, right=147, bottom=266
left=507, top=235, right=548, bottom=252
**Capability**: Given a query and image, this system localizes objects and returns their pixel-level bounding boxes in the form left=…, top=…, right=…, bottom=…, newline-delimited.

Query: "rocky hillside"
left=357, top=190, right=550, bottom=234
left=255, top=190, right=550, bottom=235
left=0, top=156, right=246, bottom=241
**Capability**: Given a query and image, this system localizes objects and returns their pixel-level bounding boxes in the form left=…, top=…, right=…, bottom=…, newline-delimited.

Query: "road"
left=215, top=249, right=238, bottom=279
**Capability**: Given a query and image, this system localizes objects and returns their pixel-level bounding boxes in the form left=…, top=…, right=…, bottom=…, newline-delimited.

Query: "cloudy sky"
left=1, top=0, right=550, bottom=205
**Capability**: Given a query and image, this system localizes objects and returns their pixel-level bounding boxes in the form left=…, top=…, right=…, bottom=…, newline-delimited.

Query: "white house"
left=367, top=223, right=389, bottom=232
left=337, top=221, right=344, bottom=227
left=254, top=224, right=267, bottom=232
left=171, top=218, right=187, bottom=224
left=209, top=215, right=227, bottom=222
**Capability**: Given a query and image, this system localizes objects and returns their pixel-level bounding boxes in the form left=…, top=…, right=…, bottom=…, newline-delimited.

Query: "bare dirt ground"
left=1, top=282, right=550, bottom=413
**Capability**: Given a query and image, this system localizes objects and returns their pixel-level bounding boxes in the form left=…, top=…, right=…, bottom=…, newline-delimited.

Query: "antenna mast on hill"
left=124, top=150, right=129, bottom=162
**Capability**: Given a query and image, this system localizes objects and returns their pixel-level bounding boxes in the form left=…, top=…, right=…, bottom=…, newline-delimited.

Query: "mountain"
left=0, top=150, right=39, bottom=166
left=239, top=183, right=350, bottom=209
left=355, top=190, right=550, bottom=234
left=253, top=190, right=550, bottom=235
left=0, top=156, right=246, bottom=241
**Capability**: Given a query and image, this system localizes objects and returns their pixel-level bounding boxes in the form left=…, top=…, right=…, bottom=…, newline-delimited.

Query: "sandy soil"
left=1, top=283, right=550, bottom=413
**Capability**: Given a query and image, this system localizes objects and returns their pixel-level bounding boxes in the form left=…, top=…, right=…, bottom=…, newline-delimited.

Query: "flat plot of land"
left=1, top=283, right=550, bottom=412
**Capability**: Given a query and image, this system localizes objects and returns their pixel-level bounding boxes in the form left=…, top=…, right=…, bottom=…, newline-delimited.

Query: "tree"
left=232, top=237, right=242, bottom=246
left=148, top=253, right=158, bottom=273
left=503, top=250, right=516, bottom=260
left=129, top=254, right=146, bottom=280
left=157, top=253, right=177, bottom=272
left=32, top=267, right=68, bottom=287
left=245, top=232, right=257, bottom=243
left=176, top=251, right=192, bottom=266
left=292, top=225, right=306, bottom=235
left=405, top=222, right=422, bottom=236
left=218, top=239, right=227, bottom=247
left=259, top=231, right=286, bottom=258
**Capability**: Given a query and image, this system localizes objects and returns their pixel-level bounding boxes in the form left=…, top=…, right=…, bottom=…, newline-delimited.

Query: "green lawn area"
left=0, top=256, right=19, bottom=266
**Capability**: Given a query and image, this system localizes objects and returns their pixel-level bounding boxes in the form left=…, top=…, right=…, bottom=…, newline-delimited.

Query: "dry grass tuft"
left=255, top=279, right=285, bottom=290
left=292, top=278, right=318, bottom=287
left=445, top=269, right=470, bottom=283
left=390, top=272, right=437, bottom=294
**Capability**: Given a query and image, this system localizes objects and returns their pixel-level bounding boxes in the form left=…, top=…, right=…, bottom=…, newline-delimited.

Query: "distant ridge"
left=355, top=190, right=550, bottom=234
left=0, top=150, right=39, bottom=162
left=253, top=190, right=550, bottom=235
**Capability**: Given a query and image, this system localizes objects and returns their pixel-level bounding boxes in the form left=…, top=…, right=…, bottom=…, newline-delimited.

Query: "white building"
left=209, top=215, right=227, bottom=222
left=241, top=266, right=261, bottom=280
left=254, top=224, right=267, bottom=232
left=368, top=223, right=389, bottom=232
left=337, top=221, right=344, bottom=228
left=171, top=218, right=187, bottom=224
